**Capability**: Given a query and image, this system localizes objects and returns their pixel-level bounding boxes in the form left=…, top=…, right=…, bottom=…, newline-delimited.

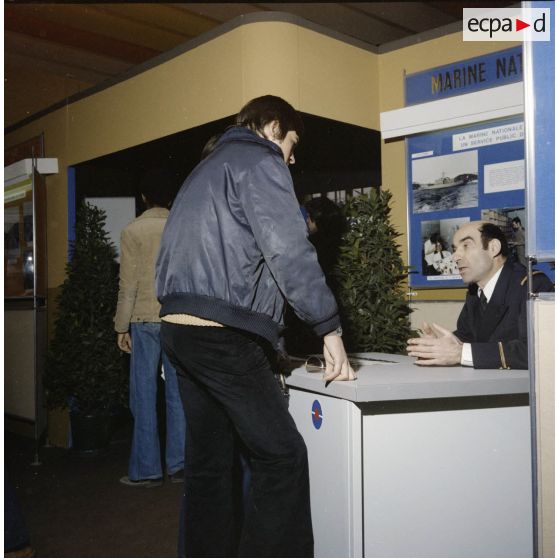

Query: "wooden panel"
left=4, top=57, right=94, bottom=127
left=428, top=0, right=515, bottom=18
left=102, top=3, right=218, bottom=36
left=349, top=2, right=455, bottom=33
left=5, top=32, right=131, bottom=79
left=174, top=3, right=261, bottom=22
left=7, top=3, right=191, bottom=51
left=256, top=2, right=410, bottom=44
left=5, top=5, right=159, bottom=64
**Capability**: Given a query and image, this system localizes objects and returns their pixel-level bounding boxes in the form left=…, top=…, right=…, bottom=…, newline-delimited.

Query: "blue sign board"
left=405, top=46, right=523, bottom=105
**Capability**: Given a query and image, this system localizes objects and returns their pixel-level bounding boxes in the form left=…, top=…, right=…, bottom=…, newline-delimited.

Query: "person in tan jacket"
left=115, top=178, right=185, bottom=487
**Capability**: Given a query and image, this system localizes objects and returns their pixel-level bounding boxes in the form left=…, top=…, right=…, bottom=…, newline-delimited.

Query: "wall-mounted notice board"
left=407, top=116, right=528, bottom=288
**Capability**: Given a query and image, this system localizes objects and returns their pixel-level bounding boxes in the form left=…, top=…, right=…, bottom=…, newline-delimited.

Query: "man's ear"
left=261, top=120, right=282, bottom=142
left=488, top=238, right=502, bottom=258
left=269, top=120, right=282, bottom=140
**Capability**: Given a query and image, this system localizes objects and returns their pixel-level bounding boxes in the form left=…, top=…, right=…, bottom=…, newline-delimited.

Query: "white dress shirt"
left=460, top=266, right=504, bottom=366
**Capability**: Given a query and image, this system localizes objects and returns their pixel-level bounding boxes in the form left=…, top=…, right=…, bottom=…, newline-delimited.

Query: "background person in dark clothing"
left=283, top=196, right=347, bottom=356
left=304, top=196, right=346, bottom=286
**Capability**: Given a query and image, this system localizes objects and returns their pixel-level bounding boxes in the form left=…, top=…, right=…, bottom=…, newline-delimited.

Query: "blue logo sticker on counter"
left=311, top=400, right=323, bottom=430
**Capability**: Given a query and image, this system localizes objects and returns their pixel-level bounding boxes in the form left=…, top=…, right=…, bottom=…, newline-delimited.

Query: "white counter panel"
left=363, top=405, right=532, bottom=558
left=289, top=389, right=363, bottom=558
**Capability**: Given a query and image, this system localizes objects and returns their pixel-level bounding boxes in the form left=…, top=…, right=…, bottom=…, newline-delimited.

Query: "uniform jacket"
left=454, top=259, right=554, bottom=369
left=114, top=207, right=169, bottom=333
left=155, top=126, right=340, bottom=347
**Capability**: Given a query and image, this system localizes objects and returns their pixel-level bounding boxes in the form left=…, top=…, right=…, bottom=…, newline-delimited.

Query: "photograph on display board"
left=481, top=207, right=526, bottom=267
left=411, top=150, right=479, bottom=214
left=421, top=217, right=469, bottom=280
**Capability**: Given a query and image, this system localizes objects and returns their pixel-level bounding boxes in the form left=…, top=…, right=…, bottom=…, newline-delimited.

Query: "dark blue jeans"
left=161, top=322, right=313, bottom=558
left=129, top=323, right=186, bottom=480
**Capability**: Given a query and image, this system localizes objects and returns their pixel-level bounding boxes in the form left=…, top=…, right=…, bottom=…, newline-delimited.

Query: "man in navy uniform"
left=407, top=221, right=553, bottom=369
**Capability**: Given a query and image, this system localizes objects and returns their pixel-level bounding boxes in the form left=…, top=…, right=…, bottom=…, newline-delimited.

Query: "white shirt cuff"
left=461, top=343, right=473, bottom=367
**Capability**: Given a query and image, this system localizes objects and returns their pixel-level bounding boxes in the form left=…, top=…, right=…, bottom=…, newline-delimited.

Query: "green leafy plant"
left=334, top=189, right=412, bottom=353
left=46, top=202, right=127, bottom=414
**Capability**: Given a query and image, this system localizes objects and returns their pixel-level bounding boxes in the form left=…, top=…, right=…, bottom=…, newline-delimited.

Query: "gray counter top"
left=285, top=353, right=529, bottom=402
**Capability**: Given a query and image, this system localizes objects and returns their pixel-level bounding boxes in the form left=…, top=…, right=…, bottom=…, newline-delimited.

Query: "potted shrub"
left=283, top=189, right=411, bottom=357
left=334, top=189, right=412, bottom=353
left=45, top=202, right=128, bottom=452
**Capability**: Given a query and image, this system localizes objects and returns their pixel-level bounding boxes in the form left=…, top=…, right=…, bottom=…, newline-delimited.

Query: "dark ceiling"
left=4, top=2, right=516, bottom=130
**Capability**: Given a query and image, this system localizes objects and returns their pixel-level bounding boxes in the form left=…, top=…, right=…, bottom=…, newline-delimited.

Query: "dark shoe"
left=169, top=469, right=184, bottom=484
left=119, top=475, right=163, bottom=488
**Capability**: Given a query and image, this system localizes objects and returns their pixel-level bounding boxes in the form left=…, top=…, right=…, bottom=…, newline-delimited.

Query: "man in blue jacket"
left=156, top=95, right=355, bottom=558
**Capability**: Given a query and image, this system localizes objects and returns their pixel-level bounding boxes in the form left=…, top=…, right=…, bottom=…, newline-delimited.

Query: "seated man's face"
left=452, top=222, right=496, bottom=286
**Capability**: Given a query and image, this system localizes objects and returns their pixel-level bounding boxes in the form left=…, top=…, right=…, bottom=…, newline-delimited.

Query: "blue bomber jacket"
left=155, top=126, right=340, bottom=347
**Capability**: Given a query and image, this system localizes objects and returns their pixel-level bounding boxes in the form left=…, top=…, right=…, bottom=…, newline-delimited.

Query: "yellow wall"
left=378, top=33, right=519, bottom=301
left=5, top=21, right=379, bottom=295
left=4, top=18, right=518, bottom=307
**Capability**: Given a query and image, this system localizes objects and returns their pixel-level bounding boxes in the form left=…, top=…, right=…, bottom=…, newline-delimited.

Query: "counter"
left=286, top=353, right=532, bottom=558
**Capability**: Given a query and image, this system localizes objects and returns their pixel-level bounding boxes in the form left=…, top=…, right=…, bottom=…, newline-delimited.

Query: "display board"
left=407, top=116, right=527, bottom=288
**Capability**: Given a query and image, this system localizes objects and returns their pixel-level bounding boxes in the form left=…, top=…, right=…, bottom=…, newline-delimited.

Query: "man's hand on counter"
left=323, top=333, right=356, bottom=382
left=406, top=322, right=463, bottom=366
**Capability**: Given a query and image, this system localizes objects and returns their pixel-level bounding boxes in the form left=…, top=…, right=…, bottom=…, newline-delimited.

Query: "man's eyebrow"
left=457, top=235, right=474, bottom=244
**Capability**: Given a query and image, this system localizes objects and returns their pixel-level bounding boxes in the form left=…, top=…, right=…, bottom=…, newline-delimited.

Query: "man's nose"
left=452, top=250, right=460, bottom=262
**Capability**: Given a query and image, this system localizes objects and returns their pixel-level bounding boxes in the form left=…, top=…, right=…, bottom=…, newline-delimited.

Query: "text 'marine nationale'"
left=405, top=46, right=522, bottom=106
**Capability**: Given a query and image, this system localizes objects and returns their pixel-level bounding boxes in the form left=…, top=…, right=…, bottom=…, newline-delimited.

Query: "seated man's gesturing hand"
left=406, top=323, right=463, bottom=366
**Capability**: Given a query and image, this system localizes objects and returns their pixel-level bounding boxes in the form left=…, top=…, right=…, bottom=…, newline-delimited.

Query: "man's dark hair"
left=479, top=223, right=509, bottom=257
left=236, top=95, right=304, bottom=140
left=139, top=168, right=175, bottom=208
left=512, top=217, right=522, bottom=226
